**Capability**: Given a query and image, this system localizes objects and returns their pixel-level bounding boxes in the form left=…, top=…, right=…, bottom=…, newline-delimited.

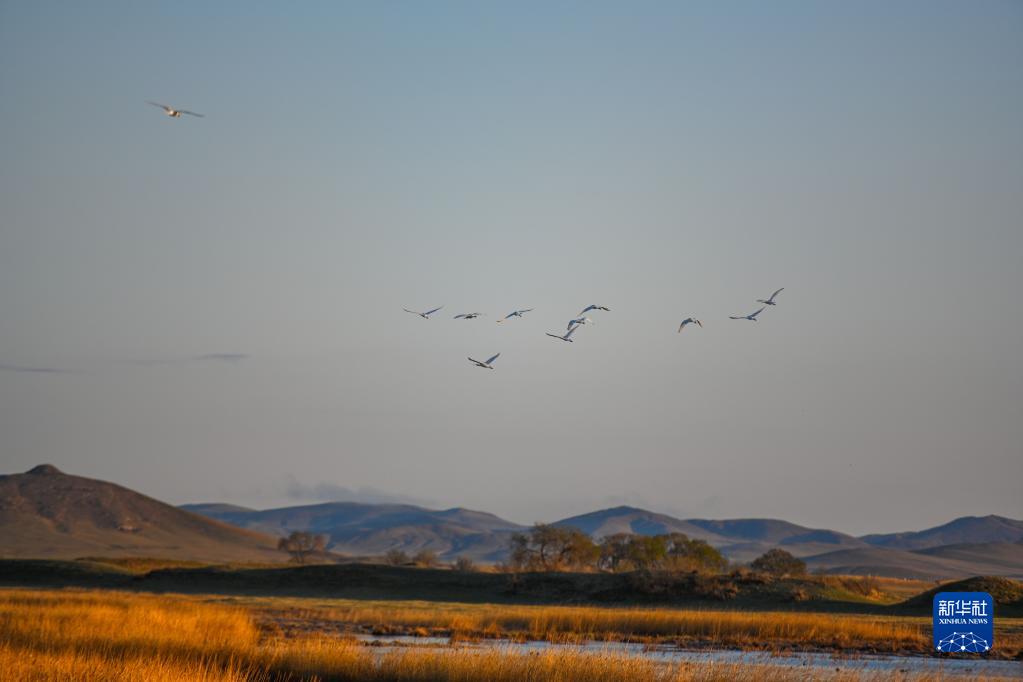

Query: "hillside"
left=804, top=543, right=1023, bottom=581
left=552, top=508, right=868, bottom=561
left=0, top=465, right=282, bottom=563
left=861, top=515, right=1023, bottom=550
left=181, top=501, right=525, bottom=562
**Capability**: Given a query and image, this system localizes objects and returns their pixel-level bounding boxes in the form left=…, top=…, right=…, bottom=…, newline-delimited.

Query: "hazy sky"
left=2, top=2, right=1021, bottom=535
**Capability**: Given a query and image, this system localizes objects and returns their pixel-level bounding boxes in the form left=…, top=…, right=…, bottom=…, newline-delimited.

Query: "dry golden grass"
left=262, top=599, right=928, bottom=651
left=0, top=589, right=1017, bottom=681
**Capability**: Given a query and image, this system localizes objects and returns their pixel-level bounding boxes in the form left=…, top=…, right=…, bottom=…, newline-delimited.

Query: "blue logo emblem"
left=933, top=592, right=993, bottom=653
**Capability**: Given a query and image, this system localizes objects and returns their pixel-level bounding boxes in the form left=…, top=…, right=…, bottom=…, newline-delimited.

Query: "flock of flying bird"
left=404, top=289, right=784, bottom=370
left=145, top=101, right=786, bottom=367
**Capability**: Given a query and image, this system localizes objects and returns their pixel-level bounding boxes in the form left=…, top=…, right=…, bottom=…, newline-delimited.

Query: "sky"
left=1, top=1, right=1021, bottom=536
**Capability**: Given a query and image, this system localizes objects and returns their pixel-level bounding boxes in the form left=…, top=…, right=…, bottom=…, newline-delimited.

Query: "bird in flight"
left=757, top=288, right=784, bottom=306
left=147, top=101, right=204, bottom=118
left=497, top=309, right=534, bottom=322
left=678, top=317, right=703, bottom=332
left=468, top=353, right=500, bottom=369
left=546, top=327, right=578, bottom=343
left=566, top=317, right=594, bottom=331
left=403, top=306, right=444, bottom=319
left=579, top=305, right=610, bottom=315
left=454, top=312, right=484, bottom=319
left=730, top=307, right=765, bottom=321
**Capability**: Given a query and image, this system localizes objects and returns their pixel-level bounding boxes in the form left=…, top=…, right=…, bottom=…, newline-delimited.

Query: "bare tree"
left=453, top=556, right=476, bottom=572
left=384, top=549, right=409, bottom=566
left=277, top=531, right=326, bottom=564
left=412, top=549, right=438, bottom=567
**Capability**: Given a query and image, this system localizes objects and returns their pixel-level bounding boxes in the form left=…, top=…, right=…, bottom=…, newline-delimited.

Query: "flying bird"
left=579, top=305, right=610, bottom=315
left=566, top=317, right=594, bottom=331
left=546, top=327, right=578, bottom=343
left=730, top=307, right=765, bottom=321
left=403, top=306, right=444, bottom=319
left=454, top=312, right=484, bottom=319
left=678, top=318, right=703, bottom=332
left=147, top=101, right=204, bottom=118
left=757, top=288, right=784, bottom=306
left=497, top=309, right=534, bottom=322
left=468, top=353, right=500, bottom=369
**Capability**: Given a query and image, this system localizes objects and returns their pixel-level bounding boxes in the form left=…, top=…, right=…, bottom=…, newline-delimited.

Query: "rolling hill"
left=0, top=465, right=282, bottom=563
left=181, top=501, right=526, bottom=562
left=804, top=543, right=1023, bottom=581
left=861, top=515, right=1023, bottom=550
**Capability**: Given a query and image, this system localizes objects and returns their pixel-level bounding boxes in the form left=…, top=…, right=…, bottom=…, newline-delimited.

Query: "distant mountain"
left=861, top=515, right=1023, bottom=550
left=181, top=501, right=526, bottom=562
left=553, top=506, right=727, bottom=542
left=0, top=465, right=281, bottom=563
left=552, top=508, right=868, bottom=561
left=804, top=542, right=1023, bottom=581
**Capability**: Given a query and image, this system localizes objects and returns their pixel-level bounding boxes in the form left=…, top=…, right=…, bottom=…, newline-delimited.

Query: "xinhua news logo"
left=933, top=592, right=993, bottom=654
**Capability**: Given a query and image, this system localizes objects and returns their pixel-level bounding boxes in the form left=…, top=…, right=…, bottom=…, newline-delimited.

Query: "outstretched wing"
left=564, top=326, right=577, bottom=339
left=454, top=314, right=467, bottom=319
left=518, top=308, right=534, bottom=314
left=403, top=308, right=420, bottom=315
left=178, top=110, right=204, bottom=117
left=678, top=319, right=688, bottom=332
left=579, top=305, right=596, bottom=315
left=467, top=357, right=481, bottom=365
left=545, top=333, right=561, bottom=339
left=696, top=319, right=703, bottom=327
left=424, top=306, right=443, bottom=316
left=750, top=307, right=766, bottom=318
left=769, top=287, right=784, bottom=301
left=729, top=315, right=743, bottom=320
left=147, top=101, right=171, bottom=112
left=485, top=353, right=500, bottom=365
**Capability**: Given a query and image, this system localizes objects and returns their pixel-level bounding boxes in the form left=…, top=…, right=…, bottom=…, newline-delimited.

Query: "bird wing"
left=485, top=353, right=500, bottom=365
left=545, top=333, right=561, bottom=339
left=519, top=308, right=534, bottom=314
left=696, top=320, right=703, bottom=327
left=454, top=314, right=467, bottom=319
left=750, top=307, right=766, bottom=318
left=147, top=101, right=172, bottom=112
left=678, top=319, right=689, bottom=332
left=769, top=287, right=784, bottom=301
left=468, top=357, right=481, bottom=365
left=729, top=315, right=743, bottom=320
left=564, top=326, right=577, bottom=339
left=403, top=308, right=418, bottom=315
left=580, top=305, right=596, bottom=314
left=178, top=110, right=204, bottom=117
left=424, top=306, right=443, bottom=316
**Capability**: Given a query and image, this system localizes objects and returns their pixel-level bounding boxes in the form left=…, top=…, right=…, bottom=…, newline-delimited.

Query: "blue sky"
left=1, top=1, right=1021, bottom=533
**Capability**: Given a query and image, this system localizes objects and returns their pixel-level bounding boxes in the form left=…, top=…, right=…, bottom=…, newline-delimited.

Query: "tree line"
left=275, top=524, right=808, bottom=577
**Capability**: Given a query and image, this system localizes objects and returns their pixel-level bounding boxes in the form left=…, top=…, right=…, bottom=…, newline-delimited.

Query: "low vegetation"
left=4, top=588, right=1019, bottom=681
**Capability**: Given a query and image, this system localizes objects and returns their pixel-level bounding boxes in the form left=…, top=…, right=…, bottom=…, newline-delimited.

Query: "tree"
left=412, top=549, right=438, bottom=567
left=665, top=533, right=728, bottom=574
left=453, top=556, right=476, bottom=572
left=384, top=549, right=409, bottom=566
left=750, top=548, right=806, bottom=576
left=599, top=534, right=669, bottom=571
left=509, top=524, right=599, bottom=571
left=277, top=531, right=326, bottom=564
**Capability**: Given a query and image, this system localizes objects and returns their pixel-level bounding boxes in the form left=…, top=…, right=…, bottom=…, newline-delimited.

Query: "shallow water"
left=355, top=634, right=1023, bottom=678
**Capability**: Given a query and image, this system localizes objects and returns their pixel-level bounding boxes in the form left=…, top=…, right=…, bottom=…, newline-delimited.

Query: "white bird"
left=546, top=327, right=578, bottom=342
left=497, top=309, right=534, bottom=322
left=730, top=307, right=766, bottom=321
left=454, top=312, right=484, bottom=319
left=757, top=288, right=784, bottom=306
left=567, top=317, right=594, bottom=331
left=403, top=306, right=444, bottom=319
left=468, top=353, right=500, bottom=369
left=579, top=305, right=610, bottom=315
left=678, top=317, right=703, bottom=332
left=147, top=101, right=204, bottom=118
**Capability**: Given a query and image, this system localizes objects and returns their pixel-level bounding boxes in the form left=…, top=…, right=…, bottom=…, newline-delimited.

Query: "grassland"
left=3, top=588, right=1019, bottom=681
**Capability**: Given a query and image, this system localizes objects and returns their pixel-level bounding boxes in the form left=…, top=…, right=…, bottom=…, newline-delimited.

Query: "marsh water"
left=356, top=634, right=1023, bottom=678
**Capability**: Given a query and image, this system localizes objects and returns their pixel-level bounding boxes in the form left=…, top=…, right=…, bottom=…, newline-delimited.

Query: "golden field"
left=0, top=588, right=1019, bottom=681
